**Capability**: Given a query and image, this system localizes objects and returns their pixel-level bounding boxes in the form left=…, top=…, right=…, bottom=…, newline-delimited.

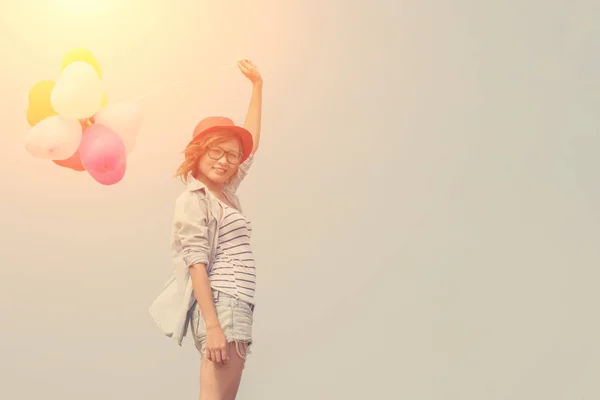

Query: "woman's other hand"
left=205, top=324, right=229, bottom=365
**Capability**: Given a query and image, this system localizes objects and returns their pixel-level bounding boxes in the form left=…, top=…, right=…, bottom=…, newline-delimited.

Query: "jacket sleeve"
left=225, top=154, right=255, bottom=193
left=173, top=191, right=210, bottom=268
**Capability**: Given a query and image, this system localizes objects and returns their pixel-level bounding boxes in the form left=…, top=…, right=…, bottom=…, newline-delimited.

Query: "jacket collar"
left=185, top=174, right=208, bottom=192
left=185, top=174, right=234, bottom=199
left=184, top=174, right=240, bottom=213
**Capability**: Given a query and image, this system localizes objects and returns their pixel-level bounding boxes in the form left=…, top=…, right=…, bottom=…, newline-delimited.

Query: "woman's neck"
left=193, top=173, right=224, bottom=195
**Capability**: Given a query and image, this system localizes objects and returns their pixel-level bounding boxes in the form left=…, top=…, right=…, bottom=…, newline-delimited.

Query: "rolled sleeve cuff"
left=183, top=252, right=209, bottom=269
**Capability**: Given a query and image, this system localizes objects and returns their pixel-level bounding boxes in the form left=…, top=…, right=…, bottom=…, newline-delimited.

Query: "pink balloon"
left=79, top=123, right=127, bottom=185
left=87, top=157, right=127, bottom=185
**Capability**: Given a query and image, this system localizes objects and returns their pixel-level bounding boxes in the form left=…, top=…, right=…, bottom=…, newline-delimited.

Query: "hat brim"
left=188, top=125, right=254, bottom=163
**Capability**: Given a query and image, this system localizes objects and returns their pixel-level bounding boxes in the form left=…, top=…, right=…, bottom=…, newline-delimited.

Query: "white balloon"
left=25, top=116, right=82, bottom=160
left=50, top=61, right=103, bottom=119
left=93, top=103, right=143, bottom=154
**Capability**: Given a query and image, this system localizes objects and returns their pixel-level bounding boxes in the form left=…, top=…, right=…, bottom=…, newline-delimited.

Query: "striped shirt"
left=208, top=203, right=256, bottom=304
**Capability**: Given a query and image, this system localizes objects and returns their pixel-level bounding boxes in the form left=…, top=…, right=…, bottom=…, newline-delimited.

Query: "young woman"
left=150, top=59, right=262, bottom=399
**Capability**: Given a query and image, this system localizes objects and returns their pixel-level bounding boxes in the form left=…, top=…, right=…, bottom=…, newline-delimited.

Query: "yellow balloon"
left=60, top=48, right=102, bottom=80
left=101, top=91, right=108, bottom=108
left=26, top=80, right=58, bottom=126
left=29, top=80, right=55, bottom=105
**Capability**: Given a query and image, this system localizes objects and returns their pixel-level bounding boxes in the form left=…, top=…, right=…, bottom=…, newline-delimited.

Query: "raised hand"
left=237, top=59, right=262, bottom=86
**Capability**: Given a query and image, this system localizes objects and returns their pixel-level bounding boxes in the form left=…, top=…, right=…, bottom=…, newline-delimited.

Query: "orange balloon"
left=53, top=149, right=86, bottom=171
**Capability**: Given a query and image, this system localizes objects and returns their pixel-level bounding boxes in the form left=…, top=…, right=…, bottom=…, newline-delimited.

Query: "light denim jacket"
left=149, top=155, right=254, bottom=346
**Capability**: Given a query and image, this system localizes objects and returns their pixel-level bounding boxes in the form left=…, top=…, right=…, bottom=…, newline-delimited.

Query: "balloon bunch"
left=25, top=48, right=143, bottom=185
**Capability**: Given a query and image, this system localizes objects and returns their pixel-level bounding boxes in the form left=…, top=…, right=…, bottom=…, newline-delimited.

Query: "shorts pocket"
left=236, top=298, right=254, bottom=313
left=231, top=303, right=253, bottom=340
left=191, top=305, right=206, bottom=341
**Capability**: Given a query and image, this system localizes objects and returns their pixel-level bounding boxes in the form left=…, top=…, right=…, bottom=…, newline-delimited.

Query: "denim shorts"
left=190, top=289, right=254, bottom=359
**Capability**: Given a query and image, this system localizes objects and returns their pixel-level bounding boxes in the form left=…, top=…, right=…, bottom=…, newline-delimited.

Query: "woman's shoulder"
left=174, top=187, right=210, bottom=210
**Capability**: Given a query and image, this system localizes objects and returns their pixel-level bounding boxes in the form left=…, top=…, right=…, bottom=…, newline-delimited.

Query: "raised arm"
left=237, top=59, right=263, bottom=155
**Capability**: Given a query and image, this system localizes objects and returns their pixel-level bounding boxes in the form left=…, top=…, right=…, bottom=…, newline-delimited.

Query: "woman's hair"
left=174, top=130, right=241, bottom=183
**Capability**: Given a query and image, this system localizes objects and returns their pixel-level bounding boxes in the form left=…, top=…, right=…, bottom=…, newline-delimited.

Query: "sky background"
left=0, top=0, right=598, bottom=399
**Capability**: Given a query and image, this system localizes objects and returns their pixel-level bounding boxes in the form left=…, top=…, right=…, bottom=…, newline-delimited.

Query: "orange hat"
left=188, top=116, right=253, bottom=163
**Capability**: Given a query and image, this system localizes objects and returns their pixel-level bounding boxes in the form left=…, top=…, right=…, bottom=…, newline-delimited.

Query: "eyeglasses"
left=206, top=146, right=243, bottom=164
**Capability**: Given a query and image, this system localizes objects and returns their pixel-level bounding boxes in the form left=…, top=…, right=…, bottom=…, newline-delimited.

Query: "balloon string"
left=126, top=62, right=238, bottom=103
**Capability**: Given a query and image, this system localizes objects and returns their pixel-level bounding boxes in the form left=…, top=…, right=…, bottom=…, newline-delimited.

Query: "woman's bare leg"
left=199, top=341, right=249, bottom=400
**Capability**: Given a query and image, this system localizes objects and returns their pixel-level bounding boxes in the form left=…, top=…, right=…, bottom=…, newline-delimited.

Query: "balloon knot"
left=79, top=117, right=95, bottom=131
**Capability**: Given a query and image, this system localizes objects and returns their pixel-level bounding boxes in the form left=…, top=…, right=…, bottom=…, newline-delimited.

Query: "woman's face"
left=196, top=137, right=242, bottom=185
